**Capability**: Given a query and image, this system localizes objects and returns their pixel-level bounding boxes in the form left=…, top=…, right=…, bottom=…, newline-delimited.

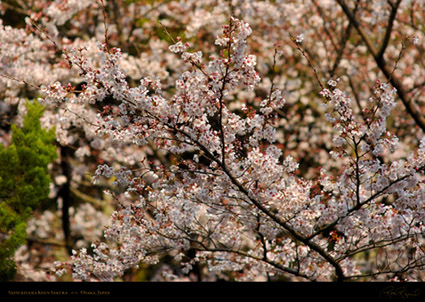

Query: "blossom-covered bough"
left=1, top=0, right=425, bottom=282
left=45, top=17, right=425, bottom=281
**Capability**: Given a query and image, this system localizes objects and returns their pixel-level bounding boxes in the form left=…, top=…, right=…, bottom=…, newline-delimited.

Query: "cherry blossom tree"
left=1, top=0, right=425, bottom=282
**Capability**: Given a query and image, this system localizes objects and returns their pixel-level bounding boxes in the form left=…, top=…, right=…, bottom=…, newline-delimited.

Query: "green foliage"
left=0, top=100, right=57, bottom=281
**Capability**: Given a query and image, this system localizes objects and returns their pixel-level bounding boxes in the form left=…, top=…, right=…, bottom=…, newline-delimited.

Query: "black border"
left=1, top=282, right=425, bottom=301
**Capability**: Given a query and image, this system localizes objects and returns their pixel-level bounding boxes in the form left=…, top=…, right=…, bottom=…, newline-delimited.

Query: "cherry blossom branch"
left=0, top=73, right=41, bottom=90
left=344, top=254, right=425, bottom=280
left=336, top=0, right=425, bottom=134
left=190, top=245, right=314, bottom=281
left=306, top=167, right=425, bottom=242
left=217, top=24, right=233, bottom=166
left=147, top=103, right=346, bottom=280
left=337, top=232, right=419, bottom=263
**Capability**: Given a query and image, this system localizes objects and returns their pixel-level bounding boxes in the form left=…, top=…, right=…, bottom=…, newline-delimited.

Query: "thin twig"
left=293, top=40, right=324, bottom=90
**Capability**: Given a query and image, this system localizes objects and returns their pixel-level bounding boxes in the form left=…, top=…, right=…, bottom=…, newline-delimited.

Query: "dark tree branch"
left=336, top=0, right=425, bottom=134
left=377, top=0, right=403, bottom=60
left=57, top=146, right=74, bottom=255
